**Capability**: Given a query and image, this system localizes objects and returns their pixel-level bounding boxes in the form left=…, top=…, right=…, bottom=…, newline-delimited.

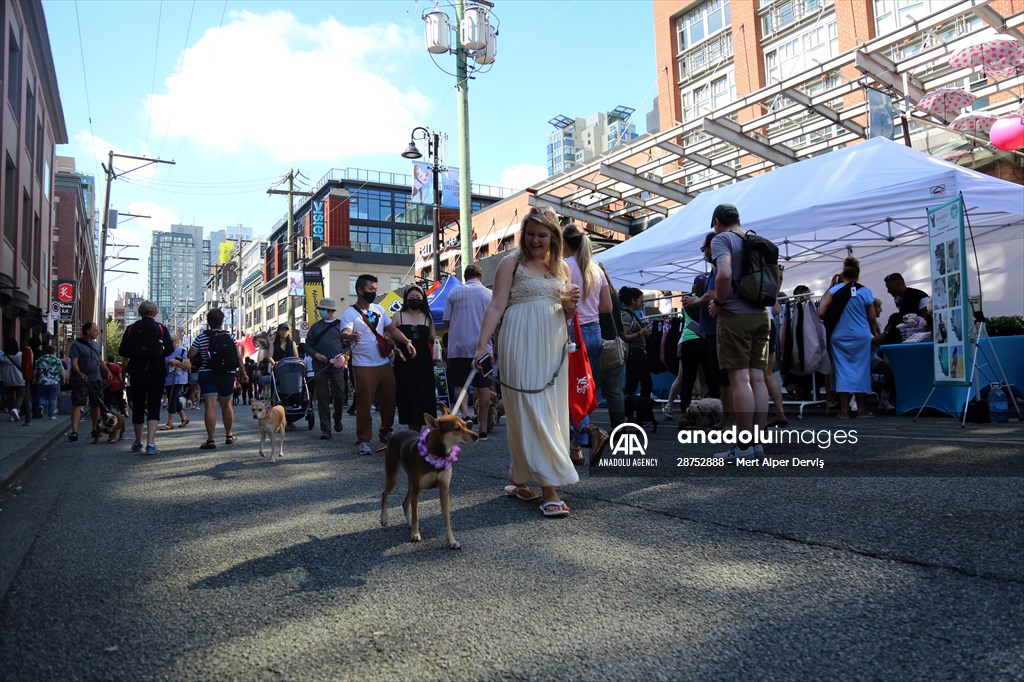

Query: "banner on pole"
left=303, top=268, right=324, bottom=329
left=288, top=270, right=304, bottom=297
left=927, top=197, right=971, bottom=385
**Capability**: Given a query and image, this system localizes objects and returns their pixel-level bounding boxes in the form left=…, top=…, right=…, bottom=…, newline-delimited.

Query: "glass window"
left=349, top=276, right=359, bottom=296
left=391, top=277, right=402, bottom=291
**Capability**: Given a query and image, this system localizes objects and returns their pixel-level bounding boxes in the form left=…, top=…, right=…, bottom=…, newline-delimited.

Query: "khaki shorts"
left=717, top=310, right=770, bottom=371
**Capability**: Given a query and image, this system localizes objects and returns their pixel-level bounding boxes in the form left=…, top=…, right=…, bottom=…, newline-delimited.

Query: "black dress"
left=393, top=317, right=437, bottom=428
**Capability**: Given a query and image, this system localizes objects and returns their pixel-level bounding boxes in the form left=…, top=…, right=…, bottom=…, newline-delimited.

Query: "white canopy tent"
left=596, top=138, right=1023, bottom=316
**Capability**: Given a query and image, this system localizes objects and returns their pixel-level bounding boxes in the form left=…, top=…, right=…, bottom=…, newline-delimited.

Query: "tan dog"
left=252, top=401, right=287, bottom=464
left=97, top=410, right=126, bottom=443
left=380, top=405, right=479, bottom=549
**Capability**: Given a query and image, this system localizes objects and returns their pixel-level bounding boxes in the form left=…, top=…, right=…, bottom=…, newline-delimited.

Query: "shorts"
left=716, top=310, right=770, bottom=371
left=71, top=379, right=103, bottom=407
left=188, top=372, right=199, bottom=385
left=198, top=371, right=236, bottom=399
left=447, top=357, right=493, bottom=393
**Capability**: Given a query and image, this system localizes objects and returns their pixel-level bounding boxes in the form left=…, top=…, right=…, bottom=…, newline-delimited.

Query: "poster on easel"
left=927, top=197, right=971, bottom=386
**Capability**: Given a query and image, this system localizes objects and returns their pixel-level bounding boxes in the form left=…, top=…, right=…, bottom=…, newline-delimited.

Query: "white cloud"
left=74, top=131, right=161, bottom=179
left=146, top=11, right=432, bottom=163
left=497, top=164, right=548, bottom=191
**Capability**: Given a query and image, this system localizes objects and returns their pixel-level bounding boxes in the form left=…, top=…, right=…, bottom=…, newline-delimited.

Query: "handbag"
left=600, top=335, right=627, bottom=368
left=354, top=306, right=397, bottom=359
left=568, top=314, right=598, bottom=426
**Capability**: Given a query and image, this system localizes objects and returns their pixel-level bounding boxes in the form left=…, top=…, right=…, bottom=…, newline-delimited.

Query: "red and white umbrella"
left=917, top=87, right=976, bottom=120
left=948, top=111, right=998, bottom=134
left=948, top=33, right=1024, bottom=79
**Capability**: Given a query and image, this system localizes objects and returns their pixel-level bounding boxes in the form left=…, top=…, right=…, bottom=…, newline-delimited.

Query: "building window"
left=349, top=275, right=359, bottom=296
left=761, top=0, right=831, bottom=39
left=3, top=155, right=15, bottom=245
left=7, top=30, right=20, bottom=119
left=24, top=82, right=34, bottom=154
left=20, top=192, right=30, bottom=266
left=676, top=0, right=730, bottom=52
left=31, top=213, right=39, bottom=280
left=266, top=304, right=274, bottom=321
left=390, top=276, right=402, bottom=291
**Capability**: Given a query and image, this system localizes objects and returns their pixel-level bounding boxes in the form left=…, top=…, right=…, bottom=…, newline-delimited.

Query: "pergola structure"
left=527, top=1, right=1024, bottom=235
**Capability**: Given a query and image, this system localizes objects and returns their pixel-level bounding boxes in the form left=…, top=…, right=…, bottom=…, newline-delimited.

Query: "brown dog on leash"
left=252, top=400, right=287, bottom=464
left=380, top=405, right=479, bottom=549
left=97, top=410, right=126, bottom=443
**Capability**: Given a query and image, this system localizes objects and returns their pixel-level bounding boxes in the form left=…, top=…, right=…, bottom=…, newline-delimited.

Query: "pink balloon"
left=990, top=114, right=1024, bottom=151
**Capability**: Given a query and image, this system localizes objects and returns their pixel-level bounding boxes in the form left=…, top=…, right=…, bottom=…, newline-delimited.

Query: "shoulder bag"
left=353, top=306, right=397, bottom=359
left=596, top=263, right=627, bottom=368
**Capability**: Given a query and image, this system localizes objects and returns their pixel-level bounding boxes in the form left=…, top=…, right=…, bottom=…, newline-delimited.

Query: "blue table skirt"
left=881, top=336, right=1024, bottom=416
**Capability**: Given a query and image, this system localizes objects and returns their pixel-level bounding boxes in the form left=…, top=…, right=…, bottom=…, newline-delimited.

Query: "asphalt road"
left=1, top=408, right=1022, bottom=681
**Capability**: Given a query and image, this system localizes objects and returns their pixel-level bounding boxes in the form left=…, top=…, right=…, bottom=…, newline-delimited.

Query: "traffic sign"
left=50, top=301, right=61, bottom=314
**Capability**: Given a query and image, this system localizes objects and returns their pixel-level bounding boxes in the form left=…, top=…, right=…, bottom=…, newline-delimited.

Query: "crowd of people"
left=0, top=200, right=940, bottom=516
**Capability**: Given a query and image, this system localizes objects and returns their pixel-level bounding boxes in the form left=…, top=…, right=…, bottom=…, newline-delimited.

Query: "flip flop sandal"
left=503, top=485, right=540, bottom=501
left=540, top=500, right=570, bottom=518
left=69, top=432, right=78, bottom=442
left=180, top=417, right=190, bottom=427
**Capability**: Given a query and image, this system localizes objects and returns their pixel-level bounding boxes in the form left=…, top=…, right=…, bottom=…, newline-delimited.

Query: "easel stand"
left=913, top=322, right=1023, bottom=427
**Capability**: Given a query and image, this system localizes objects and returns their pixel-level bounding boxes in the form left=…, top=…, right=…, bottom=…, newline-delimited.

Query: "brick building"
left=0, top=0, right=66, bottom=342
left=53, top=157, right=97, bottom=340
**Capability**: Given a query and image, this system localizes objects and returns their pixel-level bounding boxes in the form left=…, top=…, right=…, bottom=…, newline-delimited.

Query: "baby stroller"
left=270, top=357, right=315, bottom=429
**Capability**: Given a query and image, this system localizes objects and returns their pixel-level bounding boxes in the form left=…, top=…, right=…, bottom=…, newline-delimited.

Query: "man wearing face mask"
left=306, top=297, right=348, bottom=440
left=340, top=274, right=417, bottom=456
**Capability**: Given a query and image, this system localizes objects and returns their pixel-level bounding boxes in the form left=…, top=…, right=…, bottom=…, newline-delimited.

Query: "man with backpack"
left=708, top=203, right=779, bottom=458
left=188, top=308, right=248, bottom=450
left=119, top=301, right=175, bottom=454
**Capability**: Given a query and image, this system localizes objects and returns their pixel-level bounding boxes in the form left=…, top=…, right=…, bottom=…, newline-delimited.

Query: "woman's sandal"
left=503, top=484, right=540, bottom=501
left=224, top=434, right=237, bottom=445
left=180, top=417, right=190, bottom=427
left=200, top=440, right=217, bottom=450
left=68, top=432, right=78, bottom=442
left=540, top=500, right=570, bottom=518
left=159, top=424, right=174, bottom=431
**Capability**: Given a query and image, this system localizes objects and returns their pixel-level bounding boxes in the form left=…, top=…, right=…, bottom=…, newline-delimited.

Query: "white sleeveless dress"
left=497, top=266, right=578, bottom=488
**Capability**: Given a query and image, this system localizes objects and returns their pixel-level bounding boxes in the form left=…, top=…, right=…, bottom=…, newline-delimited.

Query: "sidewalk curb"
left=0, top=425, right=69, bottom=494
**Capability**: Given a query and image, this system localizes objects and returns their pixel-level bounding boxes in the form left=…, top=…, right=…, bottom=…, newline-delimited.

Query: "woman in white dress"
left=475, top=206, right=581, bottom=517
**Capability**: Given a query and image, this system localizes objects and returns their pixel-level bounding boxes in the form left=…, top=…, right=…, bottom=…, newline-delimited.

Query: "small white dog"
left=252, top=400, right=287, bottom=464
left=678, top=398, right=724, bottom=429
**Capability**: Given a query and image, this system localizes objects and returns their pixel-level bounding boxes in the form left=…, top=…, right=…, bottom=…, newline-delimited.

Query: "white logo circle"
left=609, top=423, right=648, bottom=457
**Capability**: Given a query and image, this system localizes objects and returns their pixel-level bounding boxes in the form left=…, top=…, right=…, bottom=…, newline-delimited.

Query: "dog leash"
left=451, top=368, right=480, bottom=416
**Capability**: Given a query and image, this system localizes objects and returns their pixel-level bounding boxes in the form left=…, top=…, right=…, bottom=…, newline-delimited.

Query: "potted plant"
left=986, top=315, right=1024, bottom=337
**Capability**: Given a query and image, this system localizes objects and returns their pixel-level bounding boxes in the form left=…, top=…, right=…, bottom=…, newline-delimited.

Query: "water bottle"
left=988, top=383, right=1009, bottom=424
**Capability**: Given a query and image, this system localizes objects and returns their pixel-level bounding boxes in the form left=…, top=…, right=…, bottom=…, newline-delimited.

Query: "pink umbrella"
left=948, top=33, right=1024, bottom=79
left=917, top=87, right=977, bottom=121
left=948, top=111, right=998, bottom=134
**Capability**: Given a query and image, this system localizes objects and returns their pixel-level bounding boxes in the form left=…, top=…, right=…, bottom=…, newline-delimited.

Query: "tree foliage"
left=105, top=320, right=124, bottom=360
left=219, top=240, right=235, bottom=265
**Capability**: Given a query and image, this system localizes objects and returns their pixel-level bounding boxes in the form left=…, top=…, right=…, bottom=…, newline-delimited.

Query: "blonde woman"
left=475, top=206, right=581, bottom=517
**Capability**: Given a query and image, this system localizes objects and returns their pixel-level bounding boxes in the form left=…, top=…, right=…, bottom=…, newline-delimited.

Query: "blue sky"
left=44, top=0, right=657, bottom=297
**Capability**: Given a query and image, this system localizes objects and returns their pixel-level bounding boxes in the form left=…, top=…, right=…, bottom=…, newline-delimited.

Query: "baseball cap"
left=318, top=297, right=337, bottom=311
left=711, top=203, right=739, bottom=227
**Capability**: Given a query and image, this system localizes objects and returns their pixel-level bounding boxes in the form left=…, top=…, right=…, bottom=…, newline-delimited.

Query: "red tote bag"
left=568, top=314, right=598, bottom=426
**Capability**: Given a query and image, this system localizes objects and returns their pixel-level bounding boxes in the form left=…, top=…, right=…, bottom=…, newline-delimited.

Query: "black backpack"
left=731, top=228, right=782, bottom=307
left=204, top=331, right=239, bottom=373
left=120, top=320, right=167, bottom=361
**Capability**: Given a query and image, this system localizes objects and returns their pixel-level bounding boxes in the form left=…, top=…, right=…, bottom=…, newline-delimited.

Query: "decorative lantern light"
left=424, top=10, right=451, bottom=54
left=460, top=6, right=488, bottom=51
left=989, top=114, right=1024, bottom=151
left=473, top=24, right=497, bottom=65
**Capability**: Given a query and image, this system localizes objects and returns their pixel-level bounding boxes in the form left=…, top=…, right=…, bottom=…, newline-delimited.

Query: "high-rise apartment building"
left=546, top=106, right=640, bottom=177
left=208, top=225, right=254, bottom=266
left=148, top=224, right=209, bottom=334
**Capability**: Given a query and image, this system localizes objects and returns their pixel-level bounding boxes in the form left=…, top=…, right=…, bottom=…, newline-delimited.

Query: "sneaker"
left=145, top=444, right=159, bottom=456
left=357, top=441, right=373, bottom=456
left=9, top=409, right=19, bottom=422
left=334, top=418, right=343, bottom=433
left=878, top=399, right=896, bottom=411
left=478, top=431, right=489, bottom=441
left=714, top=445, right=754, bottom=459
left=753, top=444, right=765, bottom=457
left=49, top=415, right=58, bottom=420
left=661, top=403, right=676, bottom=416
left=320, top=432, right=332, bottom=440
left=131, top=442, right=144, bottom=453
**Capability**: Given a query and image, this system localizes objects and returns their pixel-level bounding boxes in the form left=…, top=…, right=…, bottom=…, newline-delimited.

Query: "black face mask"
left=361, top=291, right=377, bottom=304
left=406, top=299, right=423, bottom=311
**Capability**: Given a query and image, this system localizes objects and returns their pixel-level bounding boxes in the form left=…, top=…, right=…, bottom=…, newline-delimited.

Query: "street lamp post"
left=420, top=0, right=497, bottom=280
left=402, top=127, right=443, bottom=282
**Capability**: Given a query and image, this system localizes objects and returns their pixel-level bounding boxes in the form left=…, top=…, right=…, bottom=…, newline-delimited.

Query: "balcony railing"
left=677, top=31, right=734, bottom=82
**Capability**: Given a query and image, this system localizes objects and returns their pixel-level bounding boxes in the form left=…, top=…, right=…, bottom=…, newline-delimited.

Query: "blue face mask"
left=318, top=309, right=330, bottom=320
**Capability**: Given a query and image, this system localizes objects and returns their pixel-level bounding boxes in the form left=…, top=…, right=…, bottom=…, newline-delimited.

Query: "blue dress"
left=828, top=283, right=873, bottom=393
